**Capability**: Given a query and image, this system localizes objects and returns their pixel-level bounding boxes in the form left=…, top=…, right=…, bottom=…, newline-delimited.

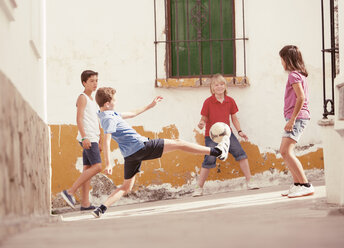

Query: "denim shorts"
left=282, top=119, right=309, bottom=142
left=124, top=139, right=164, bottom=179
left=79, top=142, right=101, bottom=166
left=202, top=133, right=247, bottom=169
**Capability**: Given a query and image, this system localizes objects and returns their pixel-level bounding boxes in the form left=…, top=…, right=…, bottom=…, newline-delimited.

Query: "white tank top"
left=76, top=93, right=100, bottom=143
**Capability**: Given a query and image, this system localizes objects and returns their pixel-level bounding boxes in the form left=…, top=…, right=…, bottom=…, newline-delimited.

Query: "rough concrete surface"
left=1, top=182, right=343, bottom=248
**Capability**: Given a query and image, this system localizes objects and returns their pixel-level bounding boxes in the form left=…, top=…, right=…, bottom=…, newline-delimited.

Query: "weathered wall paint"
left=156, top=77, right=249, bottom=88
left=51, top=124, right=324, bottom=202
left=46, top=0, right=327, bottom=207
left=0, top=71, right=50, bottom=241
left=46, top=0, right=326, bottom=150
left=0, top=0, right=49, bottom=241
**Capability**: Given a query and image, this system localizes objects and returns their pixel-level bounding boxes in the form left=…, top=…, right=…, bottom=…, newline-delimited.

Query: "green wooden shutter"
left=170, top=0, right=234, bottom=77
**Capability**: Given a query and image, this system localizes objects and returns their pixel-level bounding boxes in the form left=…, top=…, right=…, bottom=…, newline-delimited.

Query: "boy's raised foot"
left=215, top=135, right=230, bottom=161
left=61, top=190, right=76, bottom=209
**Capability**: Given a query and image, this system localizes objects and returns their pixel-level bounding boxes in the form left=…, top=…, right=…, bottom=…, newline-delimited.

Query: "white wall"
left=321, top=0, right=344, bottom=206
left=0, top=0, right=46, bottom=122
left=47, top=0, right=327, bottom=151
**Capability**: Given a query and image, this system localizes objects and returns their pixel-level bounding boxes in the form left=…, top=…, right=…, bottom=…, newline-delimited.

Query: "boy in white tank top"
left=61, top=70, right=102, bottom=210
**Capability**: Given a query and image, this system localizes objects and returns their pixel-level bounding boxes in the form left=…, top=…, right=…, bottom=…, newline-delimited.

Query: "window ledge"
left=156, top=76, right=250, bottom=88
left=318, top=118, right=335, bottom=127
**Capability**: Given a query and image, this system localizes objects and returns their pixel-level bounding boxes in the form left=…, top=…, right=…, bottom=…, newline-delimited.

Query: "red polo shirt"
left=201, top=94, right=238, bottom=136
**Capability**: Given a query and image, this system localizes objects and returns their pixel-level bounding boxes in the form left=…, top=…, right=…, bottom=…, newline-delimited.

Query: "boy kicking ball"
left=92, top=87, right=230, bottom=218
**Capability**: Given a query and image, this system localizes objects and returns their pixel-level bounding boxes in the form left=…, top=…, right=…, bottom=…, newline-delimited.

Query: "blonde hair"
left=95, top=87, right=116, bottom=107
left=210, top=74, right=228, bottom=95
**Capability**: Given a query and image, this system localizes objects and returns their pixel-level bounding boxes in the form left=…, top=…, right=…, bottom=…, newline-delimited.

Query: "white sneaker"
left=246, top=180, right=259, bottom=190
left=281, top=184, right=300, bottom=197
left=215, top=135, right=230, bottom=161
left=288, top=184, right=315, bottom=198
left=192, top=186, right=204, bottom=197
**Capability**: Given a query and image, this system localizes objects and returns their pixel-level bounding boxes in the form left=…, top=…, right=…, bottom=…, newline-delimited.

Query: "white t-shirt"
left=76, top=93, right=100, bottom=143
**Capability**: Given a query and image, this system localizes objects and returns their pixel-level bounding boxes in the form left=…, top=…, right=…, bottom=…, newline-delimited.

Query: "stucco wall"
left=50, top=124, right=323, bottom=197
left=0, top=0, right=46, bottom=121
left=0, top=0, right=50, bottom=242
left=47, top=0, right=326, bottom=206
left=0, top=71, right=51, bottom=241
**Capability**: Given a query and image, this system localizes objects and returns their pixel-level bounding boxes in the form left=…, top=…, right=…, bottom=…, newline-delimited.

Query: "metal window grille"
left=153, top=0, right=248, bottom=86
left=321, top=0, right=339, bottom=119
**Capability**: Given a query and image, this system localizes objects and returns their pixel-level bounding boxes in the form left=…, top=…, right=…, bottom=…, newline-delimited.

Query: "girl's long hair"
left=279, top=45, right=308, bottom=77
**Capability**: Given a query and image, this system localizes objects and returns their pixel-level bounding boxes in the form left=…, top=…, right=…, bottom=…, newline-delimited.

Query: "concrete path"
left=2, top=183, right=344, bottom=248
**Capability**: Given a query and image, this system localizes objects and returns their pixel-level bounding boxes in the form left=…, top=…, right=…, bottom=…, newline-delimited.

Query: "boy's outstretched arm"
left=103, top=133, right=113, bottom=175
left=231, top=114, right=248, bottom=141
left=121, top=96, right=163, bottom=119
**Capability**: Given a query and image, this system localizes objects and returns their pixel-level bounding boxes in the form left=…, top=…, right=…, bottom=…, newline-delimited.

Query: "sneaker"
left=80, top=205, right=96, bottom=211
left=281, top=184, right=300, bottom=197
left=61, top=190, right=76, bottom=209
left=215, top=135, right=230, bottom=161
left=246, top=181, right=259, bottom=190
left=288, top=184, right=315, bottom=198
left=192, top=186, right=204, bottom=197
left=92, top=207, right=103, bottom=218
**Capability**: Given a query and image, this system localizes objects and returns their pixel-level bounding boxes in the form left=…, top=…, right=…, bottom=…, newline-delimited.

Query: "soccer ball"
left=209, top=122, right=231, bottom=143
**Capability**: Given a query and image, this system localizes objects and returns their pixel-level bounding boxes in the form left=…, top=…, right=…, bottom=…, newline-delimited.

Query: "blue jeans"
left=202, top=133, right=247, bottom=168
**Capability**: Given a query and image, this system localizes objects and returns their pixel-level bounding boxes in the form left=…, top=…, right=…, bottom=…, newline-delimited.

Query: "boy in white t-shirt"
left=61, top=70, right=102, bottom=211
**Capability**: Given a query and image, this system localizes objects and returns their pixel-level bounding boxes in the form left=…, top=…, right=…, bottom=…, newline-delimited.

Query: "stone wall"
left=0, top=71, right=51, bottom=242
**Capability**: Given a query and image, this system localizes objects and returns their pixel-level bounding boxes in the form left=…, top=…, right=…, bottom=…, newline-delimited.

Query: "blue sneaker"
left=80, top=205, right=96, bottom=211
left=61, top=190, right=76, bottom=209
left=92, top=207, right=103, bottom=218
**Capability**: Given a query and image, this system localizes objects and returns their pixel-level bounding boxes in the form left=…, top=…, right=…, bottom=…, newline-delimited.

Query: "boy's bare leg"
left=197, top=167, right=211, bottom=188
left=67, top=163, right=102, bottom=195
left=280, top=137, right=308, bottom=183
left=163, top=139, right=211, bottom=154
left=103, top=176, right=136, bottom=207
left=239, top=159, right=251, bottom=181
left=80, top=165, right=92, bottom=207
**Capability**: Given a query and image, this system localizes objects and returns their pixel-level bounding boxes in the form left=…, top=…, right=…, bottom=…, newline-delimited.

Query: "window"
left=169, top=0, right=235, bottom=77
left=154, top=0, right=248, bottom=87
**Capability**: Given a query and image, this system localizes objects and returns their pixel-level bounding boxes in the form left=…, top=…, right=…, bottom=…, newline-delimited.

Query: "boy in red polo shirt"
left=193, top=74, right=258, bottom=196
